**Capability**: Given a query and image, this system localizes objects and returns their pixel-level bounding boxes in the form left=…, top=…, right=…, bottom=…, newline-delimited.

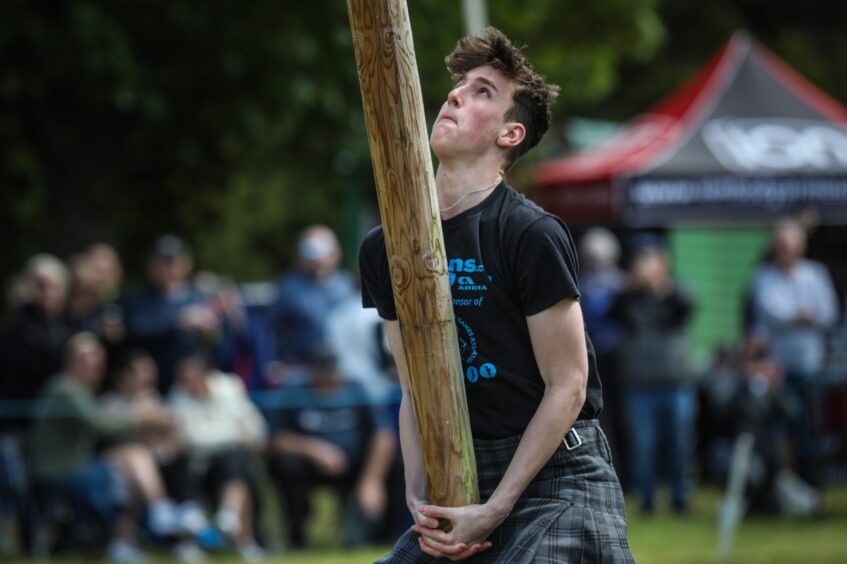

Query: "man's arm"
left=414, top=298, right=587, bottom=559
left=383, top=321, right=430, bottom=514
left=486, top=297, right=587, bottom=511
left=268, top=432, right=350, bottom=476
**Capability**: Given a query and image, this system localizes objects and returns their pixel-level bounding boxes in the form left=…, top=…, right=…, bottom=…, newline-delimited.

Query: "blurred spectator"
left=30, top=333, right=194, bottom=563
left=750, top=219, right=838, bottom=488
left=194, top=272, right=274, bottom=391
left=100, top=350, right=186, bottom=492
left=266, top=348, right=396, bottom=549
left=4, top=271, right=31, bottom=314
left=266, top=226, right=355, bottom=387
left=67, top=254, right=125, bottom=347
left=578, top=227, right=627, bottom=487
left=753, top=221, right=838, bottom=377
left=121, top=235, right=219, bottom=393
left=0, top=255, right=75, bottom=554
left=751, top=219, right=838, bottom=377
left=326, top=277, right=396, bottom=404
left=729, top=339, right=817, bottom=515
left=1, top=255, right=74, bottom=428
left=611, top=234, right=696, bottom=514
left=86, top=243, right=124, bottom=304
left=168, top=354, right=266, bottom=561
left=697, top=344, right=744, bottom=484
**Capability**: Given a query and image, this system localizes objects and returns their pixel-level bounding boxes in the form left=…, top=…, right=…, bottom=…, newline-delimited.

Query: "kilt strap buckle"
left=563, top=427, right=582, bottom=451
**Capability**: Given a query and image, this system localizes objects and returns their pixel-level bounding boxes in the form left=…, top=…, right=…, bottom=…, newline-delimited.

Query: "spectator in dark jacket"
left=611, top=234, right=696, bottom=514
left=0, top=255, right=74, bottom=554
left=265, top=348, right=396, bottom=549
left=121, top=236, right=219, bottom=393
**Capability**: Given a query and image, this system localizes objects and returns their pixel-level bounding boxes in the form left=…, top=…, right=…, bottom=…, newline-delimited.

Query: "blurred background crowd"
left=0, top=227, right=407, bottom=562
left=2, top=0, right=847, bottom=562
left=1, top=217, right=845, bottom=562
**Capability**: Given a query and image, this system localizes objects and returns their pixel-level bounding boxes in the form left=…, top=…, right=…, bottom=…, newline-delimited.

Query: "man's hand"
left=135, top=404, right=173, bottom=431
left=308, top=441, right=349, bottom=476
left=357, top=477, right=387, bottom=520
left=411, top=502, right=501, bottom=561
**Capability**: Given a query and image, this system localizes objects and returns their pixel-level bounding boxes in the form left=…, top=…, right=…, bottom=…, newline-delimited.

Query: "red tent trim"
left=535, top=35, right=746, bottom=185
left=635, top=34, right=749, bottom=176
left=754, top=44, right=847, bottom=126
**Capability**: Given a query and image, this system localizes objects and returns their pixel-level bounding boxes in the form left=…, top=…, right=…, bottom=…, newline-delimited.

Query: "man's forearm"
left=270, top=432, right=327, bottom=458
left=384, top=320, right=429, bottom=507
left=486, top=379, right=585, bottom=517
left=399, top=394, right=428, bottom=505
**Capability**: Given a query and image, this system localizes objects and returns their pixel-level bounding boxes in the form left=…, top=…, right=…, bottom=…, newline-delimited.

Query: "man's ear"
left=496, top=122, right=526, bottom=149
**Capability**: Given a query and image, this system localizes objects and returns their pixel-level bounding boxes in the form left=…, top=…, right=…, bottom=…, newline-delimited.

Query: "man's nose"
left=447, top=86, right=462, bottom=107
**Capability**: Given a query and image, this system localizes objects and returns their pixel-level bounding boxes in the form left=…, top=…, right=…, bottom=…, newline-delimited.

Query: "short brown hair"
left=445, top=27, right=560, bottom=171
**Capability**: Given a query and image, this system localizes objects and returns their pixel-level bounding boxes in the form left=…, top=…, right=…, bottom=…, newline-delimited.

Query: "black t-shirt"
left=359, top=182, right=602, bottom=439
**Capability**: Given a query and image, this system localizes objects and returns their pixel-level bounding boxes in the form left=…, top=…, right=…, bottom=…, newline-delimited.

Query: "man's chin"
left=429, top=135, right=452, bottom=159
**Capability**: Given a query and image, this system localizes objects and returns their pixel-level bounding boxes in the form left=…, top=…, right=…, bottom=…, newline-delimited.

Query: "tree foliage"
left=1, top=0, right=844, bottom=290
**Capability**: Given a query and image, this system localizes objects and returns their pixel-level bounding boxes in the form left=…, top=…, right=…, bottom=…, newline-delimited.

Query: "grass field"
left=20, top=484, right=847, bottom=563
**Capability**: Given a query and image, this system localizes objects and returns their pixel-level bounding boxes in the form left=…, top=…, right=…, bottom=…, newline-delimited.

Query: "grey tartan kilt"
left=376, top=419, right=634, bottom=564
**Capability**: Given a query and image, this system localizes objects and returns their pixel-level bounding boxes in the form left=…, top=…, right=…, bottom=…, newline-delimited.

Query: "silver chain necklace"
left=439, top=179, right=501, bottom=214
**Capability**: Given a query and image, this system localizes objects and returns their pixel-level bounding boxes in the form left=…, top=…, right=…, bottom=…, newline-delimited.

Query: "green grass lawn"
left=20, top=484, right=847, bottom=563
left=627, top=485, right=847, bottom=564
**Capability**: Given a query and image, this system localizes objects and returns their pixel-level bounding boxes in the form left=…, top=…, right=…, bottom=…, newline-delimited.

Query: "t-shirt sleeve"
left=514, top=215, right=581, bottom=316
left=358, top=227, right=398, bottom=321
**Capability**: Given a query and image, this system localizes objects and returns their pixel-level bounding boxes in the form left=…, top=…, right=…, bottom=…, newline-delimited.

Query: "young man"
left=359, top=28, right=633, bottom=562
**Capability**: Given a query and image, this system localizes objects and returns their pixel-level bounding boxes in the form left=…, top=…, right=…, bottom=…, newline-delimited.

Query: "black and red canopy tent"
left=534, top=32, right=847, bottom=226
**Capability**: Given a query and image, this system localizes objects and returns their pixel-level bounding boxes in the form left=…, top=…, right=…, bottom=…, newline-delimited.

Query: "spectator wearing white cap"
left=265, top=226, right=355, bottom=387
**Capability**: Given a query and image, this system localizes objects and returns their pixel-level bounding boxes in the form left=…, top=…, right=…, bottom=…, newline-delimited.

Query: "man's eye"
left=478, top=88, right=490, bottom=97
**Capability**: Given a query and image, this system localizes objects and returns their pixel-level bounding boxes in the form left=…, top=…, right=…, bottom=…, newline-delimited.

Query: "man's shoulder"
left=361, top=225, right=386, bottom=251
left=498, top=185, right=569, bottom=237
left=359, top=225, right=388, bottom=266
left=798, top=258, right=831, bottom=279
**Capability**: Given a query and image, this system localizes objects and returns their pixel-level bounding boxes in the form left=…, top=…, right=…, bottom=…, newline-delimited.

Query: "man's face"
left=430, top=65, right=517, bottom=162
left=177, top=358, right=209, bottom=397
left=773, top=227, right=804, bottom=268
left=71, top=341, right=106, bottom=387
left=149, top=255, right=192, bottom=291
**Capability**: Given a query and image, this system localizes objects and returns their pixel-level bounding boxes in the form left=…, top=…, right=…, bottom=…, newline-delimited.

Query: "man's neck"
left=435, top=157, right=503, bottom=220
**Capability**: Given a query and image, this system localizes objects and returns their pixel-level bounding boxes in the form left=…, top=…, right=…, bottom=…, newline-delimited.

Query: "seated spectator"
left=85, top=242, right=124, bottom=305
left=67, top=253, right=125, bottom=348
left=100, top=350, right=188, bottom=498
left=326, top=278, right=397, bottom=405
left=193, top=272, right=273, bottom=391
left=30, top=333, right=197, bottom=563
left=121, top=236, right=219, bottom=393
left=0, top=254, right=74, bottom=554
left=266, top=348, right=396, bottom=549
left=697, top=344, right=744, bottom=484
left=715, top=339, right=820, bottom=517
left=168, top=354, right=266, bottom=562
left=266, top=226, right=355, bottom=387
left=1, top=255, right=75, bottom=429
